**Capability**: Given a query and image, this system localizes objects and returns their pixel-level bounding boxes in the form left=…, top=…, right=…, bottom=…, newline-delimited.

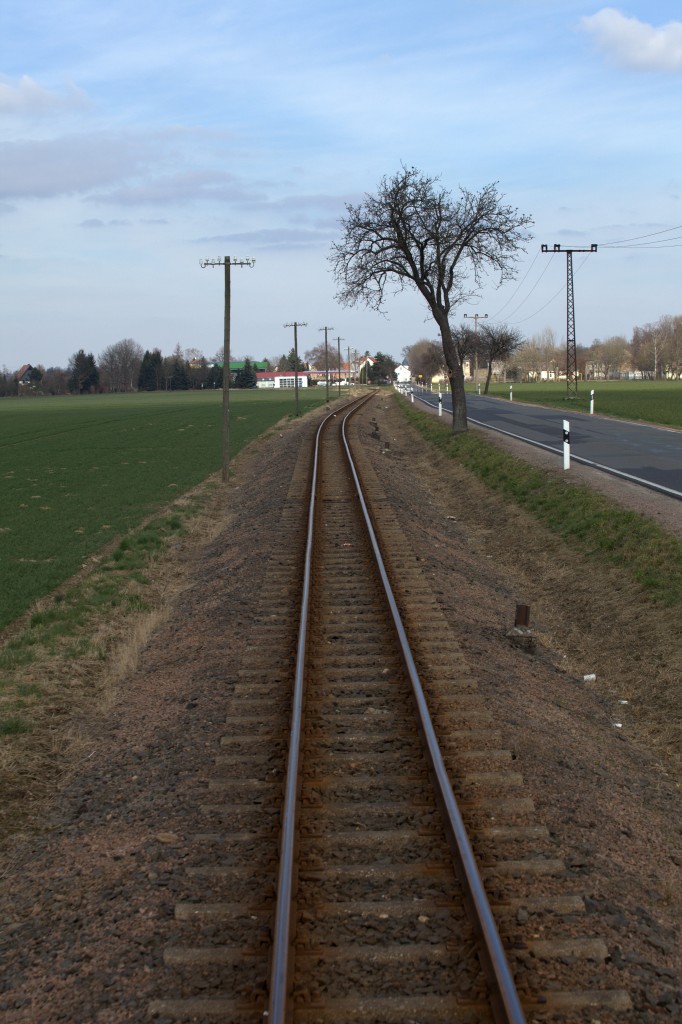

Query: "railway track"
left=149, top=394, right=631, bottom=1023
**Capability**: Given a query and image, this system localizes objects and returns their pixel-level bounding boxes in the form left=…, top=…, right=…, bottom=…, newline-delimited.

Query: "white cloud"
left=581, top=8, right=682, bottom=72
left=0, top=74, right=89, bottom=114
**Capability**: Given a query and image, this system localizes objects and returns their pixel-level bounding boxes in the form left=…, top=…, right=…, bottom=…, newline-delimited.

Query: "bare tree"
left=476, top=322, right=524, bottom=393
left=99, top=338, right=144, bottom=392
left=657, top=315, right=682, bottom=378
left=402, top=338, right=445, bottom=384
left=304, top=342, right=341, bottom=371
left=330, top=166, right=532, bottom=432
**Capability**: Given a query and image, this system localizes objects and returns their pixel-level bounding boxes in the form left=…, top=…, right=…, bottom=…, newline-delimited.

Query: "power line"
left=488, top=250, right=541, bottom=320
left=493, top=257, right=555, bottom=323
left=598, top=223, right=682, bottom=247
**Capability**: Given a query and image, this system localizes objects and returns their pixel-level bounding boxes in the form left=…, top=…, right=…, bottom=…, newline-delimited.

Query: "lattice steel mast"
left=541, top=243, right=597, bottom=398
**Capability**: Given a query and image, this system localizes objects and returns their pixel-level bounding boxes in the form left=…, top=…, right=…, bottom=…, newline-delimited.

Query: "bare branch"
left=329, top=166, right=533, bottom=432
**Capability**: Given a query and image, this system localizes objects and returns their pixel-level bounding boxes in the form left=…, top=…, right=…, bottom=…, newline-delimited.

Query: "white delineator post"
left=509, top=385, right=513, bottom=401
left=563, top=420, right=570, bottom=470
left=590, top=389, right=595, bottom=415
left=438, top=393, right=442, bottom=417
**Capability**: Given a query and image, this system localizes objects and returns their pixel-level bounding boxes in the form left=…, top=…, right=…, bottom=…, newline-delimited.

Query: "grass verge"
left=401, top=401, right=682, bottom=609
left=397, top=395, right=681, bottom=777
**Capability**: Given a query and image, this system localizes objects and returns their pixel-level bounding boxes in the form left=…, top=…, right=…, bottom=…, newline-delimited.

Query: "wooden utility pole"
left=335, top=337, right=344, bottom=396
left=200, top=256, right=255, bottom=485
left=319, top=325, right=334, bottom=401
left=464, top=313, right=488, bottom=385
left=283, top=321, right=307, bottom=416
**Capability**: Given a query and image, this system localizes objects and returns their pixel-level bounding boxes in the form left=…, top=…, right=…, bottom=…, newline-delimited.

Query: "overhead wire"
left=474, top=222, right=679, bottom=329
left=487, top=249, right=541, bottom=319
left=487, top=249, right=593, bottom=327
left=598, top=224, right=682, bottom=247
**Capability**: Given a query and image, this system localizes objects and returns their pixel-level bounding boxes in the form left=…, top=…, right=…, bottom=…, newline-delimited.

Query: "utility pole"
left=200, top=256, right=255, bottom=486
left=335, top=337, right=344, bottom=396
left=283, top=321, right=307, bottom=416
left=319, top=325, right=334, bottom=401
left=541, top=243, right=597, bottom=398
left=464, top=313, right=488, bottom=386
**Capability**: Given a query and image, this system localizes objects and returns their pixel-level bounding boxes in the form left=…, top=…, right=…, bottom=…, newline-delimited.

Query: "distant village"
left=2, top=311, right=680, bottom=398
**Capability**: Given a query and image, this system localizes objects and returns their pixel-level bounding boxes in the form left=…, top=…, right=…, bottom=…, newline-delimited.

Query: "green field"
left=0, top=389, right=328, bottom=630
left=471, top=380, right=682, bottom=428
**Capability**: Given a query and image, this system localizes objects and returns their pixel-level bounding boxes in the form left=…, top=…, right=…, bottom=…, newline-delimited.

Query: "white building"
left=256, top=371, right=310, bottom=389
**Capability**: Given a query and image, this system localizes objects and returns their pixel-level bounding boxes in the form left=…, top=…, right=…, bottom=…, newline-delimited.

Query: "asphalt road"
left=409, top=388, right=682, bottom=500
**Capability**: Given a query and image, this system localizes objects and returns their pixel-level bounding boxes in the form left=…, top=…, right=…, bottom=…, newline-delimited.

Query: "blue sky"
left=1, top=1, right=681, bottom=370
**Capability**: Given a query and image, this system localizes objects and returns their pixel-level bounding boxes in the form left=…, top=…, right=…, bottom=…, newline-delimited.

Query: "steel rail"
left=266, top=392, right=525, bottom=1023
left=340, top=409, right=527, bottom=1024
left=266, top=394, right=375, bottom=1024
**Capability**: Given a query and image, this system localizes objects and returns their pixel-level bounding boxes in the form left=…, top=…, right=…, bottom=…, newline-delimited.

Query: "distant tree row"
left=402, top=313, right=682, bottom=388
left=512, top=315, right=682, bottom=382
left=1, top=343, right=277, bottom=397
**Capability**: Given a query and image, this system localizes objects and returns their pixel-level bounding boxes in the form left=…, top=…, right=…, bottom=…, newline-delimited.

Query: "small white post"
left=563, top=420, right=570, bottom=470
left=590, top=389, right=595, bottom=415
left=509, top=385, right=513, bottom=401
left=477, top=383, right=481, bottom=395
left=438, top=394, right=442, bottom=417
left=410, top=389, right=414, bottom=403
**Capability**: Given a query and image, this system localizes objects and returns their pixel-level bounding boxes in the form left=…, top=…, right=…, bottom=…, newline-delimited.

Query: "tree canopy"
left=330, top=166, right=533, bottom=432
left=138, top=349, right=163, bottom=391
left=474, top=322, right=524, bottom=393
left=234, top=357, right=258, bottom=388
left=68, top=350, right=99, bottom=394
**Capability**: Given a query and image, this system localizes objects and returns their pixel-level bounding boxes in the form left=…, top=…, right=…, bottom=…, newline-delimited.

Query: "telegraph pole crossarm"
left=200, top=256, right=255, bottom=487
left=541, top=243, right=597, bottom=398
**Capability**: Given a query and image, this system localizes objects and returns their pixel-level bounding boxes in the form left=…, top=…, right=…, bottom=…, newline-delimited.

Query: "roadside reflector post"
left=563, top=420, right=570, bottom=470
left=411, top=389, right=414, bottom=403
left=477, top=383, right=481, bottom=395
left=438, top=394, right=443, bottom=417
left=590, top=389, right=595, bottom=415
left=509, top=385, right=513, bottom=401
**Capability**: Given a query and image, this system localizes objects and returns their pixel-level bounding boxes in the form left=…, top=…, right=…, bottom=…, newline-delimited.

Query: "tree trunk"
left=438, top=321, right=468, bottom=434
left=448, top=362, right=468, bottom=433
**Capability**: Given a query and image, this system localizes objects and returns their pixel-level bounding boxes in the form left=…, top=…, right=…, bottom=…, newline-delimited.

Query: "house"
left=15, top=364, right=33, bottom=385
left=256, top=371, right=311, bottom=389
